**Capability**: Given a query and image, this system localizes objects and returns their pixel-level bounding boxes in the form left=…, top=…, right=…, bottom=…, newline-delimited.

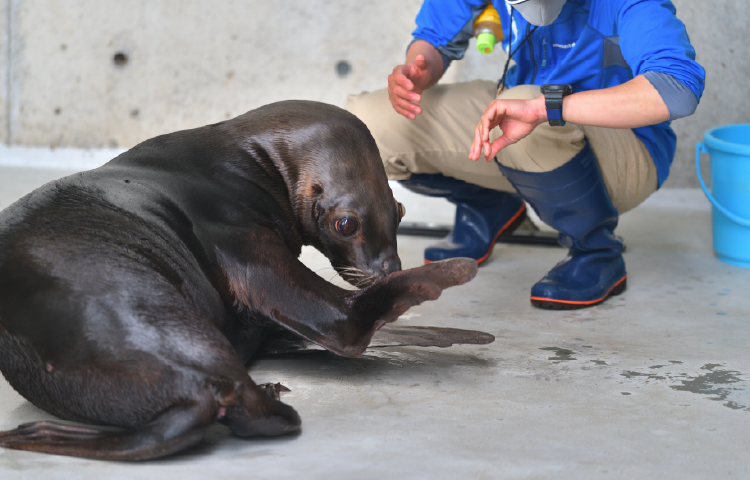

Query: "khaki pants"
left=345, top=80, right=658, bottom=214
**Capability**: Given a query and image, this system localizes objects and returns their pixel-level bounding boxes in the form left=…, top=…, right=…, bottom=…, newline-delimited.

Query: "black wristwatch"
left=541, top=84, right=573, bottom=126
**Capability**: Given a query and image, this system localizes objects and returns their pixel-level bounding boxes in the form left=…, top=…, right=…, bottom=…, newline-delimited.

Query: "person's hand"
left=387, top=54, right=433, bottom=120
left=469, top=97, right=547, bottom=161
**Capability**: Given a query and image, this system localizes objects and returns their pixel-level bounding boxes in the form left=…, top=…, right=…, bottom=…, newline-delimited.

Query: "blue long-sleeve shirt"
left=412, top=0, right=706, bottom=186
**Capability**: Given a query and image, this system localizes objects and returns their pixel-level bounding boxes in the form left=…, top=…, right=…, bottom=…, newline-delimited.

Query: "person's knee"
left=497, top=84, right=542, bottom=101
left=344, top=89, right=389, bottom=125
left=494, top=126, right=587, bottom=173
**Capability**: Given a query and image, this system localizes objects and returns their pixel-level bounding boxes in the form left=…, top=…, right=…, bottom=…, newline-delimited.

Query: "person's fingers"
left=487, top=134, right=515, bottom=159
left=480, top=125, right=491, bottom=159
left=479, top=101, right=509, bottom=155
left=390, top=95, right=422, bottom=115
left=392, top=63, right=415, bottom=86
left=471, top=110, right=498, bottom=161
left=413, top=54, right=429, bottom=72
left=469, top=127, right=483, bottom=161
left=395, top=107, right=416, bottom=120
left=387, top=94, right=416, bottom=119
left=468, top=108, right=494, bottom=160
left=469, top=98, right=544, bottom=161
left=403, top=56, right=433, bottom=93
left=387, top=87, right=421, bottom=119
left=390, top=82, right=420, bottom=104
left=389, top=98, right=417, bottom=119
left=479, top=115, right=496, bottom=158
left=389, top=70, right=414, bottom=92
left=388, top=66, right=426, bottom=120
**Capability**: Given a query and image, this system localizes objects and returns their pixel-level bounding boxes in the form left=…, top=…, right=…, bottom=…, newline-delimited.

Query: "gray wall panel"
left=3, top=0, right=747, bottom=187
left=0, top=0, right=9, bottom=145
left=667, top=0, right=750, bottom=187
left=8, top=0, right=423, bottom=148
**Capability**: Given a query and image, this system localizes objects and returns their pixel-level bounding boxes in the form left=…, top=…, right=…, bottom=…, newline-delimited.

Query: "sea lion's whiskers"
left=331, top=265, right=376, bottom=290
left=337, top=266, right=363, bottom=273
left=314, top=266, right=337, bottom=274
left=351, top=273, right=378, bottom=288
left=335, top=266, right=368, bottom=277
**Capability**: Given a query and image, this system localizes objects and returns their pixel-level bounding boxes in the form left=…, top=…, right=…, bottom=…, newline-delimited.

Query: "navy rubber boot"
left=496, top=142, right=627, bottom=309
left=399, top=174, right=526, bottom=264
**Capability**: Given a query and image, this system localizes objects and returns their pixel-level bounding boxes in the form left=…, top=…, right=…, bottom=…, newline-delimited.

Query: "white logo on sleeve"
left=552, top=42, right=576, bottom=49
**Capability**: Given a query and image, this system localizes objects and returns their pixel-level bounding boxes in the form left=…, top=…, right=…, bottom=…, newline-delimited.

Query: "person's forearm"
left=405, top=40, right=446, bottom=90
left=537, top=75, right=670, bottom=129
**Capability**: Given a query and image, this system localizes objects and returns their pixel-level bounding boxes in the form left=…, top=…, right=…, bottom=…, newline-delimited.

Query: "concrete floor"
left=0, top=164, right=749, bottom=479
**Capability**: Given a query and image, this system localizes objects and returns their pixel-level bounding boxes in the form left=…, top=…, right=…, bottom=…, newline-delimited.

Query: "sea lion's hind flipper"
left=256, top=325, right=494, bottom=356
left=368, top=325, right=495, bottom=348
left=258, top=382, right=292, bottom=401
left=0, top=403, right=211, bottom=461
left=218, top=380, right=300, bottom=438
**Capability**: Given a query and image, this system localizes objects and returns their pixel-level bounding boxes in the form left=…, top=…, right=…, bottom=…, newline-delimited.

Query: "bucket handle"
left=696, top=142, right=750, bottom=228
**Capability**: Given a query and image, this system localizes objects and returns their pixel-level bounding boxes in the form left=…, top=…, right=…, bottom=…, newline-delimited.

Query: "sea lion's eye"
left=397, top=202, right=406, bottom=223
left=335, top=217, right=358, bottom=236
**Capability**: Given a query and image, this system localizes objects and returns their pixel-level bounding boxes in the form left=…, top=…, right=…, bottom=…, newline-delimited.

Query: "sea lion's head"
left=236, top=101, right=405, bottom=287
left=294, top=104, right=404, bottom=287
left=301, top=167, right=405, bottom=288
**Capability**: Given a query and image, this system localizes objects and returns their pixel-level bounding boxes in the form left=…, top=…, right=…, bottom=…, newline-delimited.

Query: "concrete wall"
left=666, top=0, right=750, bottom=188
left=0, top=0, right=426, bottom=149
left=1, top=0, right=9, bottom=146
left=0, top=0, right=747, bottom=187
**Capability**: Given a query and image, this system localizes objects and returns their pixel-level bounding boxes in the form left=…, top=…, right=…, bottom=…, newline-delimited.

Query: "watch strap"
left=541, top=84, right=573, bottom=127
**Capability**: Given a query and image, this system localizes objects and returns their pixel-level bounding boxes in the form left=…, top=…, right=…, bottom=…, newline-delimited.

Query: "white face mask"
left=506, top=0, right=567, bottom=26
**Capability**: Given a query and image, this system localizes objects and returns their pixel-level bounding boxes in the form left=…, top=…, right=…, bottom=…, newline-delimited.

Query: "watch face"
left=542, top=84, right=573, bottom=96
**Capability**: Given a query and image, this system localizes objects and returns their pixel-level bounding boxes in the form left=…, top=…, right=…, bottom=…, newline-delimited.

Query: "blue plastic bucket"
left=696, top=124, right=750, bottom=268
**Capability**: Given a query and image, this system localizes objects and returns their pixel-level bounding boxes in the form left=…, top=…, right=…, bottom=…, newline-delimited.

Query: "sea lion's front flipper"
left=344, top=258, right=480, bottom=354
left=218, top=230, right=478, bottom=358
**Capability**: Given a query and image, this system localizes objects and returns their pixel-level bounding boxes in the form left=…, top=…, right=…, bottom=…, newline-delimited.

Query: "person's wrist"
left=533, top=96, right=548, bottom=126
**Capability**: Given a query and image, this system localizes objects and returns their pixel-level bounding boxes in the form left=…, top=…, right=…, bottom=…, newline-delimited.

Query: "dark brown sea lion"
left=0, top=100, right=487, bottom=461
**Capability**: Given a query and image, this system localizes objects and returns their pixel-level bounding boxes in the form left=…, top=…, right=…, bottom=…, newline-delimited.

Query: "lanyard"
left=497, top=6, right=539, bottom=91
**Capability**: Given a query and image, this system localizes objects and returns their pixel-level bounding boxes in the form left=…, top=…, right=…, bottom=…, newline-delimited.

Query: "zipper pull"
left=542, top=37, right=547, bottom=67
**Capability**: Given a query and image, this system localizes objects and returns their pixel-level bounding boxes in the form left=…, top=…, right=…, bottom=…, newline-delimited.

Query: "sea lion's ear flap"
left=394, top=199, right=406, bottom=224
left=311, top=183, right=323, bottom=195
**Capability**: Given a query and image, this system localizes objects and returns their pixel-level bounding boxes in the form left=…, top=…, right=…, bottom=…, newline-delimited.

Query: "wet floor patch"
left=620, top=363, right=749, bottom=412
left=621, top=370, right=666, bottom=381
left=539, top=347, right=576, bottom=362
left=670, top=364, right=749, bottom=411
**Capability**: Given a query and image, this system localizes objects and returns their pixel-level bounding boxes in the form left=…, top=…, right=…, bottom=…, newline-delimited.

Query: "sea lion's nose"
left=382, top=256, right=402, bottom=275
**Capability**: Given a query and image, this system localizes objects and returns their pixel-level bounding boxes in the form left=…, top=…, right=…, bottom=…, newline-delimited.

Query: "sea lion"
left=0, top=100, right=485, bottom=460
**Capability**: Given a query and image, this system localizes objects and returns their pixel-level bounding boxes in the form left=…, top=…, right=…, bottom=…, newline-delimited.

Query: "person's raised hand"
left=468, top=97, right=547, bottom=161
left=387, top=54, right=433, bottom=120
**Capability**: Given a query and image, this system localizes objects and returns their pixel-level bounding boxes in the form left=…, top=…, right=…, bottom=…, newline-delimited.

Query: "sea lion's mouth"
left=335, top=266, right=381, bottom=289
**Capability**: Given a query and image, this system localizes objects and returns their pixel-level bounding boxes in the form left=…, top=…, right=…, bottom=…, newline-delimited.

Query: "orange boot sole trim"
left=530, top=275, right=627, bottom=310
